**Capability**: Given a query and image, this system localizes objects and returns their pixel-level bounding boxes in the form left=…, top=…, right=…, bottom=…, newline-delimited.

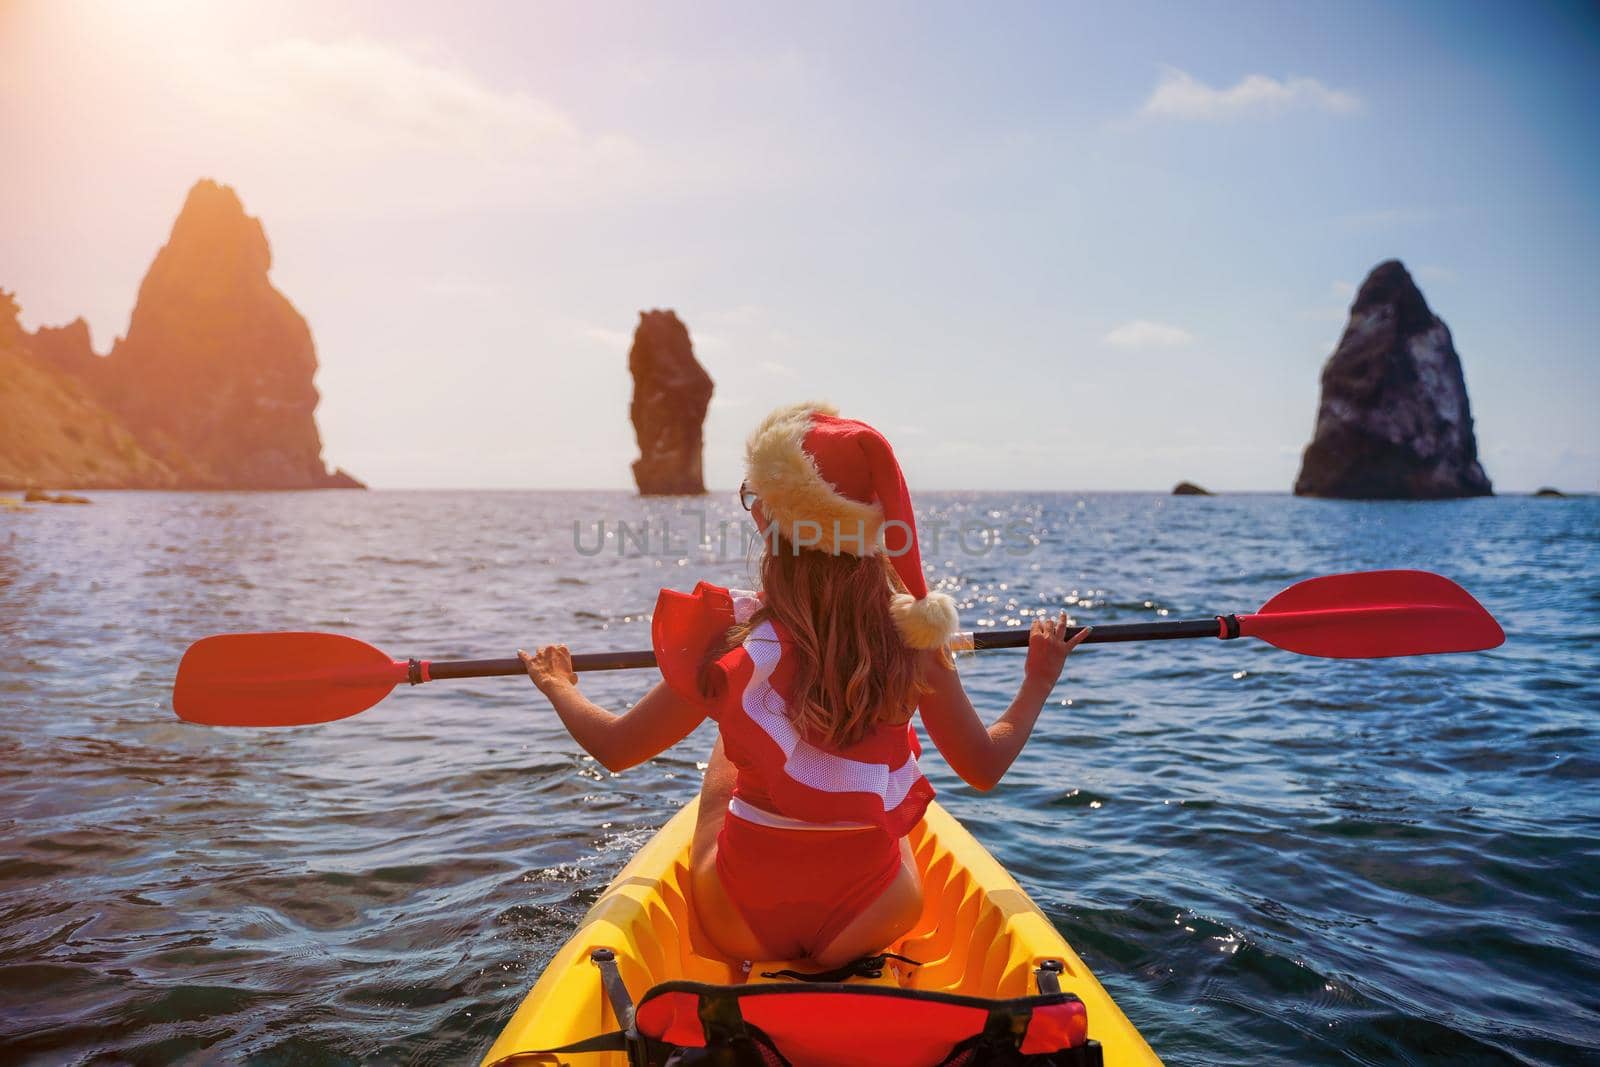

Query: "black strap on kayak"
left=695, top=991, right=795, bottom=1066
left=983, top=998, right=1033, bottom=1047
left=483, top=1029, right=631, bottom=1064
left=480, top=950, right=640, bottom=1066
left=758, top=951, right=921, bottom=983
left=590, top=947, right=636, bottom=1030
left=698, top=986, right=750, bottom=1043
left=934, top=1007, right=1034, bottom=1067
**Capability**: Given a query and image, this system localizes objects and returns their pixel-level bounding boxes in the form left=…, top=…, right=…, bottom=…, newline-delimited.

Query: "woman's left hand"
left=519, top=644, right=579, bottom=697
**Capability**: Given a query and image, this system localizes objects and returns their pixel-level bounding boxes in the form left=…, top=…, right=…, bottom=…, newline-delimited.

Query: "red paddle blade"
left=1238, top=569, right=1504, bottom=659
left=174, top=632, right=407, bottom=726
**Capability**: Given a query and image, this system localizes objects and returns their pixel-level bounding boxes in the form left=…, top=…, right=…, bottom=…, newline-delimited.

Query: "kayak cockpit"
left=480, top=800, right=1161, bottom=1066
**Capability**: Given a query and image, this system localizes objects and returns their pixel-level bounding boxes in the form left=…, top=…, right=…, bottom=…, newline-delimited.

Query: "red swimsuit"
left=653, top=582, right=936, bottom=958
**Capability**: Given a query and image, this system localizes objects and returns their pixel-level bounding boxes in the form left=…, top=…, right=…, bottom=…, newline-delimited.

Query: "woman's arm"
left=519, top=645, right=708, bottom=772
left=917, top=613, right=1089, bottom=791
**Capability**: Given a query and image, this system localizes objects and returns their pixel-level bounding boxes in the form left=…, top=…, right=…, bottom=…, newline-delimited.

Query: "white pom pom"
left=889, top=591, right=960, bottom=650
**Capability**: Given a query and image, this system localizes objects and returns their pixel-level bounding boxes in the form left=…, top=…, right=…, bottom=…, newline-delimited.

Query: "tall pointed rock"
left=628, top=310, right=713, bottom=495
left=96, top=180, right=361, bottom=488
left=1294, top=260, right=1492, bottom=499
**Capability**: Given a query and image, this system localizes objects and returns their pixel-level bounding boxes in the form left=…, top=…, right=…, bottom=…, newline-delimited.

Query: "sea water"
left=1, top=491, right=1595, bottom=1065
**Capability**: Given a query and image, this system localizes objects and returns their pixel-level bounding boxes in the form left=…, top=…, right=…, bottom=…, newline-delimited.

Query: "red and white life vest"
left=652, top=581, right=935, bottom=838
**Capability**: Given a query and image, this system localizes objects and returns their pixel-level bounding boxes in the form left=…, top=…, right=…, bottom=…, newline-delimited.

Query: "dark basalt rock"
left=1172, top=481, right=1211, bottom=496
left=1533, top=487, right=1566, bottom=498
left=628, top=310, right=713, bottom=496
left=1294, top=260, right=1492, bottom=499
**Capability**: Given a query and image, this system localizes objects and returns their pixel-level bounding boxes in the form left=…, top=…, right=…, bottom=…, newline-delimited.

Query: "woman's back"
left=522, top=401, right=1087, bottom=965
left=654, top=580, right=935, bottom=838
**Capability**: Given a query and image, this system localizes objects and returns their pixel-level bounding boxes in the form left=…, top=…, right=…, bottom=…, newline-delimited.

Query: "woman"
left=520, top=402, right=1087, bottom=967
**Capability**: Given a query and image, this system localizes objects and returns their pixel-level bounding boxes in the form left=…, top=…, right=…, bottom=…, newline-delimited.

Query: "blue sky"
left=2, top=0, right=1595, bottom=490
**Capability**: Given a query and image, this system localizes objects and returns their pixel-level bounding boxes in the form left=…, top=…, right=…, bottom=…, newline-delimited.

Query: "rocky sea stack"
left=0, top=291, right=179, bottom=490
left=1, top=180, right=361, bottom=490
left=628, top=310, right=713, bottom=496
left=1294, top=260, right=1491, bottom=499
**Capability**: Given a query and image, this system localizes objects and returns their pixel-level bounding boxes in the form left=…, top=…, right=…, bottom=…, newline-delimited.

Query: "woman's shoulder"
left=651, top=581, right=762, bottom=703
left=655, top=581, right=761, bottom=623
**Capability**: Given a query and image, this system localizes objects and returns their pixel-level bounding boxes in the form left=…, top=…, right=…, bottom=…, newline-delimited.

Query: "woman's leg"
left=808, top=839, right=923, bottom=970
left=689, top=737, right=771, bottom=961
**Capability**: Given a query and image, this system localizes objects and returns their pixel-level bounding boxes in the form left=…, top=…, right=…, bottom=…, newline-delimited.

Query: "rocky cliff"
left=12, top=180, right=361, bottom=490
left=0, top=292, right=179, bottom=490
left=1294, top=260, right=1492, bottom=499
left=628, top=310, right=713, bottom=495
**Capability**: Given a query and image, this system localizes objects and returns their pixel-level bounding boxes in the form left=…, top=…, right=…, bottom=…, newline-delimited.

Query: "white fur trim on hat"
left=744, top=400, right=884, bottom=556
left=889, top=590, right=960, bottom=650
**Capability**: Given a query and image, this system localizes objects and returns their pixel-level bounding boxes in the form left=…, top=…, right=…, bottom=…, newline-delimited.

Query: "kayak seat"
left=483, top=953, right=1102, bottom=1067
left=632, top=968, right=1103, bottom=1067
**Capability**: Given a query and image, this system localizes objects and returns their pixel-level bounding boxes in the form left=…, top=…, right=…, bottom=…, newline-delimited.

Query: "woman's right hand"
left=1024, top=611, right=1090, bottom=686
left=519, top=644, right=579, bottom=698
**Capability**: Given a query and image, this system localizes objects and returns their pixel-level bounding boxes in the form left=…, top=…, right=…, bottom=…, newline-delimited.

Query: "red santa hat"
left=744, top=401, right=959, bottom=650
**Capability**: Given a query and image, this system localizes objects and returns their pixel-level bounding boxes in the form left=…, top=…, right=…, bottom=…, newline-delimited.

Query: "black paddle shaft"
left=425, top=649, right=660, bottom=680
left=971, top=616, right=1229, bottom=649
left=418, top=616, right=1235, bottom=682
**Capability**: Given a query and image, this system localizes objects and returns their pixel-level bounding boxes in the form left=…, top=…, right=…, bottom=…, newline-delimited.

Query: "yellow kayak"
left=482, top=799, right=1161, bottom=1066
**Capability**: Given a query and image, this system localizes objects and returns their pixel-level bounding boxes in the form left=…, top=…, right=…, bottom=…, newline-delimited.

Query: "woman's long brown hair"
left=721, top=539, right=949, bottom=749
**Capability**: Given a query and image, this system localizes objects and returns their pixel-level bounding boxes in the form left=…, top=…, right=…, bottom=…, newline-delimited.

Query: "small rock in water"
left=1533, top=487, right=1566, bottom=498
left=1172, top=481, right=1211, bottom=496
left=22, top=489, right=91, bottom=504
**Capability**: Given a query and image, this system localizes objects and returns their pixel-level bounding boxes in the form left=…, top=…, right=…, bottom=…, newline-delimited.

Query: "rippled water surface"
left=2, top=491, right=1596, bottom=1065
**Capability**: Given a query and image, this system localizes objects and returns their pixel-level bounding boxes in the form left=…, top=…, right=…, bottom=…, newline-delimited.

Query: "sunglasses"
left=739, top=482, right=759, bottom=511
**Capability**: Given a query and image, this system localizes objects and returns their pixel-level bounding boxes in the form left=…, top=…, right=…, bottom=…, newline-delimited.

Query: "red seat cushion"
left=635, top=985, right=1089, bottom=1067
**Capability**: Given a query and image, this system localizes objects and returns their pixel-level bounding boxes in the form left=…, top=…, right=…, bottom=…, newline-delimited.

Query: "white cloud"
left=1103, top=320, right=1194, bottom=349
left=760, top=360, right=798, bottom=378
left=421, top=276, right=507, bottom=300
left=190, top=37, right=644, bottom=214
left=241, top=39, right=578, bottom=152
left=1139, top=67, right=1360, bottom=121
left=577, top=325, right=633, bottom=349
left=1308, top=281, right=1358, bottom=326
left=701, top=305, right=767, bottom=326
left=1336, top=207, right=1434, bottom=228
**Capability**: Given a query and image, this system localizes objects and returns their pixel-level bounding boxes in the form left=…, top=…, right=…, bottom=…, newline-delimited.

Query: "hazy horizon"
left=3, top=1, right=1596, bottom=493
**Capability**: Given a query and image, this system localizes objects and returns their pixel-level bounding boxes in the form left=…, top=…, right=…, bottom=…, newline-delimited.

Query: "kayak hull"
left=482, top=799, right=1161, bottom=1065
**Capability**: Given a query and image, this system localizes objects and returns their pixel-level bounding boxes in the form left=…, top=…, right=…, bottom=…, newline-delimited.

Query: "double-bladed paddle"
left=172, top=569, right=1503, bottom=728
